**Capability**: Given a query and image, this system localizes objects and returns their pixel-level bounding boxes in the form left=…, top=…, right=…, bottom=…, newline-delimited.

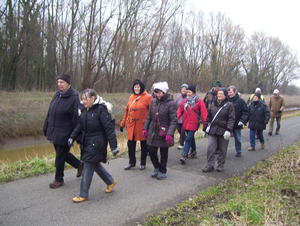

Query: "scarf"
left=184, top=94, right=199, bottom=112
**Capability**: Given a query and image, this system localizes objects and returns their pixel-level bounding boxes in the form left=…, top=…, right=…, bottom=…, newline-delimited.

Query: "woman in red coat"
left=177, top=85, right=207, bottom=163
left=120, top=79, right=153, bottom=170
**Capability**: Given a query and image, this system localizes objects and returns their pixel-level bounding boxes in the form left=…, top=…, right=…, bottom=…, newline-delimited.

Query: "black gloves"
left=278, top=110, right=282, bottom=114
left=120, top=127, right=124, bottom=132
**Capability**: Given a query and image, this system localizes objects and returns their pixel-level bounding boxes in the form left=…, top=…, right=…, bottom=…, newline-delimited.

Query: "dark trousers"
left=176, top=123, right=186, bottom=146
left=148, top=145, right=168, bottom=174
left=54, top=144, right=81, bottom=182
left=128, top=139, right=147, bottom=166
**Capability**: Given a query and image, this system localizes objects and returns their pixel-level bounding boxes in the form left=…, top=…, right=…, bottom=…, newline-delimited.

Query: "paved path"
left=1, top=116, right=300, bottom=226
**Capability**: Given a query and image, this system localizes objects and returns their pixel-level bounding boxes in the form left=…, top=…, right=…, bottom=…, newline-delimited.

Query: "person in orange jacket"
left=120, top=79, right=153, bottom=170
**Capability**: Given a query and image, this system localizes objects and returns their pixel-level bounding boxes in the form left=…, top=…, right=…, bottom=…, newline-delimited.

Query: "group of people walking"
left=43, top=73, right=285, bottom=203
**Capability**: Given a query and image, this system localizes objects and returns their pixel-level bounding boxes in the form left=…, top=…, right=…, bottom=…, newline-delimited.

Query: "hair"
left=81, top=88, right=97, bottom=100
left=227, top=85, right=236, bottom=92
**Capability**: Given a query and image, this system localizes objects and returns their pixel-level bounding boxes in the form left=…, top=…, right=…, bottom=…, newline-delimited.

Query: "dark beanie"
left=254, top=92, right=261, bottom=100
left=213, top=80, right=222, bottom=87
left=57, top=73, right=71, bottom=84
left=219, top=88, right=228, bottom=96
left=187, top=85, right=196, bottom=94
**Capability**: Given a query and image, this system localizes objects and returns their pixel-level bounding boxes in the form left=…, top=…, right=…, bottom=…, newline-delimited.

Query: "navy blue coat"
left=248, top=100, right=270, bottom=130
left=70, top=101, right=117, bottom=163
left=43, top=86, right=80, bottom=146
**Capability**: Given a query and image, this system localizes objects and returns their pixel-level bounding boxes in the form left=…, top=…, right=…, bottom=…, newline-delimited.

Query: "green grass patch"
left=142, top=141, right=300, bottom=225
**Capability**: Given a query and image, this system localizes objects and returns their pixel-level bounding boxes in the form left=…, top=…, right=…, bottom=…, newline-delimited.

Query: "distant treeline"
left=0, top=0, right=299, bottom=94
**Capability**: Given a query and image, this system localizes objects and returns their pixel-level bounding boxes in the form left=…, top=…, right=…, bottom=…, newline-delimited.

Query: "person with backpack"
left=177, top=85, right=207, bottom=163
left=68, top=89, right=119, bottom=203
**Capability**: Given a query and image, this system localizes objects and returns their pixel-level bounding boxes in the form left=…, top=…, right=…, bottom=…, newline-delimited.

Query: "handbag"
left=124, top=95, right=142, bottom=131
left=205, top=103, right=228, bottom=133
left=156, top=103, right=169, bottom=138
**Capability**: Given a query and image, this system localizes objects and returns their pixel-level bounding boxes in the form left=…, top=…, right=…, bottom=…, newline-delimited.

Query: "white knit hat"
left=153, top=82, right=169, bottom=93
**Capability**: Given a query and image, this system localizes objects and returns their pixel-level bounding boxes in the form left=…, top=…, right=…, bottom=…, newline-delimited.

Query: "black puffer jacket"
left=229, top=93, right=249, bottom=129
left=248, top=100, right=270, bottom=130
left=43, top=86, right=80, bottom=146
left=143, top=93, right=177, bottom=147
left=70, top=97, right=117, bottom=163
left=203, top=97, right=235, bottom=135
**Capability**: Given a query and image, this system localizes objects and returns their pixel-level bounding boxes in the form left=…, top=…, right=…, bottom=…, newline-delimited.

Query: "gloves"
left=120, top=126, right=124, bottom=132
left=238, top=121, right=244, bottom=126
left=223, top=131, right=231, bottom=140
left=68, top=138, right=74, bottom=147
left=202, top=131, right=206, bottom=137
left=43, top=130, right=47, bottom=137
left=165, top=135, right=173, bottom=144
left=142, top=130, right=148, bottom=138
left=278, top=110, right=282, bottom=114
left=111, top=148, right=119, bottom=156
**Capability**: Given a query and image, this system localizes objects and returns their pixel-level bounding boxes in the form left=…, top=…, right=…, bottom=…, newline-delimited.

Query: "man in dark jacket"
left=228, top=86, right=249, bottom=157
left=248, top=93, right=270, bottom=151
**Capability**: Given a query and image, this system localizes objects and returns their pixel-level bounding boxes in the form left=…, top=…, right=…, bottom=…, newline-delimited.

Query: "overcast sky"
left=188, top=0, right=300, bottom=87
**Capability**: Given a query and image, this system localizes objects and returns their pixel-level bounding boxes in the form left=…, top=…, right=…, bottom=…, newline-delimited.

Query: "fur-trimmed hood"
left=79, top=95, right=113, bottom=115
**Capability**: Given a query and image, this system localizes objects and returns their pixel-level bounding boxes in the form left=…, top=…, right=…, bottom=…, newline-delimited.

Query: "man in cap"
left=268, top=89, right=285, bottom=135
left=204, top=80, right=222, bottom=110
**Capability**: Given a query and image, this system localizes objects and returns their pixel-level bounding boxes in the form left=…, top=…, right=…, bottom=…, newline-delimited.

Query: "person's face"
left=217, top=90, right=226, bottom=101
left=228, top=89, right=236, bottom=98
left=57, top=79, right=69, bottom=92
left=253, top=96, right=259, bottom=102
left=82, top=94, right=95, bottom=108
left=186, top=90, right=194, bottom=98
left=154, top=90, right=164, bottom=99
left=181, top=87, right=187, bottom=95
left=134, top=84, right=141, bottom=94
left=214, top=86, right=221, bottom=92
left=274, top=93, right=279, bottom=97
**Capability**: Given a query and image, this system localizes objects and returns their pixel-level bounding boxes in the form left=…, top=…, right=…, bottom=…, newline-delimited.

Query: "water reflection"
left=0, top=132, right=127, bottom=163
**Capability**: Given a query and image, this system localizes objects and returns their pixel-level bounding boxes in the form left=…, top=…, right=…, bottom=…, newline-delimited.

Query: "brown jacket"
left=121, top=90, right=153, bottom=141
left=143, top=93, right=177, bottom=147
left=268, top=95, right=285, bottom=117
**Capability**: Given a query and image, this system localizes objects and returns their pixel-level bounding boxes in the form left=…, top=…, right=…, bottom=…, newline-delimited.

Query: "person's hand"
left=202, top=131, right=206, bottom=137
left=120, top=127, right=124, bottom=132
left=238, top=121, right=244, bottom=126
left=278, top=110, right=282, bottom=114
left=142, top=130, right=148, bottom=138
left=43, top=130, right=47, bottom=137
left=111, top=148, right=119, bottom=156
left=68, top=138, right=74, bottom=147
left=165, top=135, right=173, bottom=144
left=223, top=131, right=231, bottom=140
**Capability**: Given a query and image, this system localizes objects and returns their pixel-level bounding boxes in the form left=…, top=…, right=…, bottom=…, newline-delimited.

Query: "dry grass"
left=0, top=91, right=299, bottom=145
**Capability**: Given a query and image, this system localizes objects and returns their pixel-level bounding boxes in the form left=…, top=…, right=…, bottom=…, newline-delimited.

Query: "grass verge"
left=141, top=141, right=300, bottom=226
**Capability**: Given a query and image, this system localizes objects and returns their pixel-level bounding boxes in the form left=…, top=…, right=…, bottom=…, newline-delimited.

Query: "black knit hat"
left=57, top=73, right=71, bottom=84
left=187, top=85, right=196, bottom=94
left=219, top=87, right=228, bottom=97
left=254, top=92, right=261, bottom=99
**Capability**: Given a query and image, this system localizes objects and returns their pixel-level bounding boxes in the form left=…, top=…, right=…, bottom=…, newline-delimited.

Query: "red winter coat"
left=177, top=97, right=207, bottom=131
left=121, top=90, right=152, bottom=141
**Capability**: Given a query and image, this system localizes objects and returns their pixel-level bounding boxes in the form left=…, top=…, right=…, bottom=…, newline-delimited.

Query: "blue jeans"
left=232, top=129, right=242, bottom=154
left=182, top=130, right=196, bottom=155
left=250, top=129, right=264, bottom=148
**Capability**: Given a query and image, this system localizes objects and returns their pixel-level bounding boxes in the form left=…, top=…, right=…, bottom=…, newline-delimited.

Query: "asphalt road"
left=1, top=116, right=300, bottom=226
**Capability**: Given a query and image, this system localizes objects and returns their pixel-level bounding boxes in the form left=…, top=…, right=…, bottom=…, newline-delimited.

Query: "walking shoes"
left=73, top=196, right=88, bottom=203
left=76, top=161, right=84, bottom=178
left=105, top=180, right=117, bottom=193
left=151, top=168, right=159, bottom=178
left=49, top=181, right=63, bottom=188
left=202, top=165, right=214, bottom=172
left=180, top=154, right=187, bottom=164
left=248, top=147, right=255, bottom=151
left=188, top=150, right=197, bottom=158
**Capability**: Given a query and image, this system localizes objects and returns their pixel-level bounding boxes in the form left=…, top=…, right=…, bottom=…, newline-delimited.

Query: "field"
left=0, top=91, right=299, bottom=145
